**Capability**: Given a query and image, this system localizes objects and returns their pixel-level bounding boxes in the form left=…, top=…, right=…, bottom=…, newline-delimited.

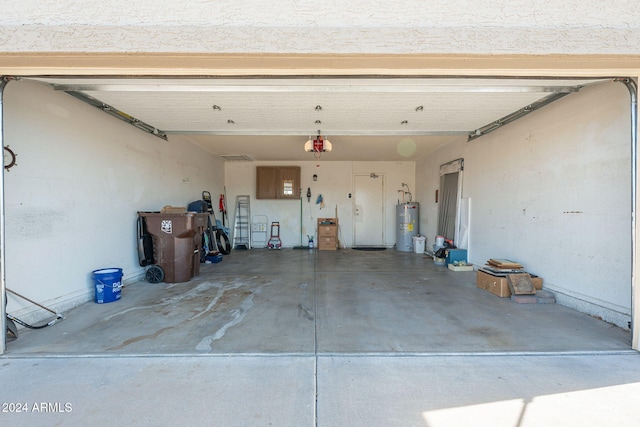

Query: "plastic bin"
left=138, top=212, right=208, bottom=283
left=412, top=235, right=426, bottom=254
left=445, top=249, right=468, bottom=265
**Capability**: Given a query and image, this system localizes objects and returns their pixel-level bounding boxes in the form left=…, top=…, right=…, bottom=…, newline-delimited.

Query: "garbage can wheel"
left=146, top=265, right=164, bottom=283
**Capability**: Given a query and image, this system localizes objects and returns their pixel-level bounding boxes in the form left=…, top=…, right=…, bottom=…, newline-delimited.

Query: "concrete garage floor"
left=6, top=249, right=631, bottom=355
left=1, top=249, right=638, bottom=426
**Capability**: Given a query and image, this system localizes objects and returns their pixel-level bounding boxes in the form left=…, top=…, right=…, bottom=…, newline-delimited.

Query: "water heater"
left=396, top=202, right=419, bottom=252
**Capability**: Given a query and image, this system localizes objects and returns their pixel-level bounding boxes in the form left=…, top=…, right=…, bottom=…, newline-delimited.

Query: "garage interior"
left=1, top=75, right=635, bottom=355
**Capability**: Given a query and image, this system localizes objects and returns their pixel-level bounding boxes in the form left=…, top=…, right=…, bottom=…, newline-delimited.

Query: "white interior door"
left=354, top=174, right=384, bottom=246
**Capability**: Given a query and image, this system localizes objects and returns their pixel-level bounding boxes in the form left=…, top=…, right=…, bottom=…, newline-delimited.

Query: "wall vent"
left=220, top=154, right=253, bottom=161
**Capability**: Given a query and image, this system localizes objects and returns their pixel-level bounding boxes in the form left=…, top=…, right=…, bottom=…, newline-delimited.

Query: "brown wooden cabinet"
left=256, top=166, right=300, bottom=199
left=256, top=167, right=278, bottom=199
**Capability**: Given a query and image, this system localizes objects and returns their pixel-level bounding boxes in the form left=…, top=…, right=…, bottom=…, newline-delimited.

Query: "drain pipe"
left=615, top=77, right=638, bottom=350
left=0, top=76, right=8, bottom=354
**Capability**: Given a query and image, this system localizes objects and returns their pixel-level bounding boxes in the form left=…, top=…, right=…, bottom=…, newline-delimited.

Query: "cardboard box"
left=318, top=236, right=337, bottom=250
left=532, top=276, right=543, bottom=290
left=318, top=218, right=338, bottom=237
left=161, top=205, right=187, bottom=214
left=317, top=217, right=338, bottom=250
left=318, top=225, right=337, bottom=237
left=477, top=270, right=543, bottom=297
left=477, top=270, right=511, bottom=297
left=448, top=264, right=474, bottom=272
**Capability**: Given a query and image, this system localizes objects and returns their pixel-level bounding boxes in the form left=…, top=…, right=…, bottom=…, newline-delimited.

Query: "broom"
left=5, top=288, right=65, bottom=336
left=293, top=196, right=308, bottom=249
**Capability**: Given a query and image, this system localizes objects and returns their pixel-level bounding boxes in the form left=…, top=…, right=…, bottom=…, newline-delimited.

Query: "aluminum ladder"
left=233, top=195, right=251, bottom=249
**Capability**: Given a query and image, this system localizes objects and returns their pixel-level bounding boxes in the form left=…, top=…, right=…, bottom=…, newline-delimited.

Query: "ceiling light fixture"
left=315, top=105, right=323, bottom=111
left=304, top=131, right=332, bottom=158
left=212, top=105, right=221, bottom=111
left=227, top=119, right=235, bottom=124
left=401, top=120, right=408, bottom=125
left=415, top=105, right=424, bottom=111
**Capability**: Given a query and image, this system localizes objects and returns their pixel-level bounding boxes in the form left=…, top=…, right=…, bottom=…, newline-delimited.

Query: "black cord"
left=6, top=314, right=51, bottom=329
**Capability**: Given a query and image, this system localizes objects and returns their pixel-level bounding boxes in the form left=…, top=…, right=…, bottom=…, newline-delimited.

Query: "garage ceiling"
left=29, top=76, right=605, bottom=161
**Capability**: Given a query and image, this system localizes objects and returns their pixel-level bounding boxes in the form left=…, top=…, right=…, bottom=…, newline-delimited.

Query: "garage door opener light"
left=304, top=132, right=332, bottom=158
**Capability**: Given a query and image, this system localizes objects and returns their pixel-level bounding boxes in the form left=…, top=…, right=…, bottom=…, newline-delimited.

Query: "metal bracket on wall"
left=467, top=90, right=576, bottom=142
left=63, top=91, right=168, bottom=141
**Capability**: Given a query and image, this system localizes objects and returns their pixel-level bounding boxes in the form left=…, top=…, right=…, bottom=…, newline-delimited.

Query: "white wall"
left=225, top=160, right=415, bottom=248
left=3, top=80, right=225, bottom=322
left=416, top=81, right=632, bottom=327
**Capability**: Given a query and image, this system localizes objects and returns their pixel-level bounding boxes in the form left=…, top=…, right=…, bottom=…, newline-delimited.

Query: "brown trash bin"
left=138, top=212, right=208, bottom=283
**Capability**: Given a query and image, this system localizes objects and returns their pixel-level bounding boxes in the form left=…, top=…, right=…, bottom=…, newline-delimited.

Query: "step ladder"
left=233, top=195, right=251, bottom=249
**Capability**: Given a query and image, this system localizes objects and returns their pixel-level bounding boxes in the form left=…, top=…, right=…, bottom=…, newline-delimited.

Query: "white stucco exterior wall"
left=1, top=0, right=639, bottom=54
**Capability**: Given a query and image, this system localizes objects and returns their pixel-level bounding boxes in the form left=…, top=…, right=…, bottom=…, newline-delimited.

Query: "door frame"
left=437, top=158, right=464, bottom=245
left=352, top=173, right=385, bottom=247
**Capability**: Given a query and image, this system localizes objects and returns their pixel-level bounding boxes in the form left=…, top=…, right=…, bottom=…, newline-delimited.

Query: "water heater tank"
left=396, top=202, right=419, bottom=252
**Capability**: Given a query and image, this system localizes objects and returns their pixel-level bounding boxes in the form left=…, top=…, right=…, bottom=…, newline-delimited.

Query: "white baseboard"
left=549, top=288, right=631, bottom=330
left=7, top=271, right=146, bottom=329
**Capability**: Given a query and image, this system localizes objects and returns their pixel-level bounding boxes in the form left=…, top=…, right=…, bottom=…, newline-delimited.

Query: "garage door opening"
left=0, top=75, right=636, bottom=355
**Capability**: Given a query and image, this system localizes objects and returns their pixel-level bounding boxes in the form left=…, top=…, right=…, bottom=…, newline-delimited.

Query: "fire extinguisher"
left=219, top=194, right=227, bottom=226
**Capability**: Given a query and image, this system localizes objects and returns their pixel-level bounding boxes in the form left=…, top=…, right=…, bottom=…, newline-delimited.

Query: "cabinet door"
left=278, top=167, right=300, bottom=199
left=256, top=167, right=277, bottom=199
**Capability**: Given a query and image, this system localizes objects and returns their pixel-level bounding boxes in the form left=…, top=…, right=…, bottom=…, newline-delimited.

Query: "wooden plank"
left=507, top=274, right=536, bottom=295
left=488, top=258, right=524, bottom=269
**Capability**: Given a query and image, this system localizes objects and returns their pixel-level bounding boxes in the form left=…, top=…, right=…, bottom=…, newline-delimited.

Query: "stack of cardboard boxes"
left=317, top=218, right=338, bottom=250
left=476, top=259, right=543, bottom=298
